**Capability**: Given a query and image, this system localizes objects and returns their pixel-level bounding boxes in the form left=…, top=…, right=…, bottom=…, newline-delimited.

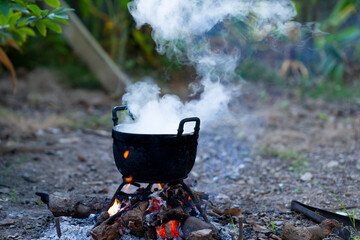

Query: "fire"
left=123, top=150, right=129, bottom=159
left=108, top=199, right=120, bottom=216
left=156, top=220, right=181, bottom=239
left=125, top=176, right=132, bottom=183
left=124, top=183, right=131, bottom=190
left=170, top=220, right=181, bottom=238
left=158, top=184, right=163, bottom=190
left=156, top=224, right=166, bottom=239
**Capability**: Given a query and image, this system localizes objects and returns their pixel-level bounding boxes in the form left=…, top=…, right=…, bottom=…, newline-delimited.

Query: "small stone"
left=0, top=187, right=10, bottom=194
left=356, top=162, right=360, bottom=170
left=0, top=217, right=18, bottom=226
left=300, top=172, right=313, bottom=181
left=59, top=137, right=80, bottom=144
left=22, top=173, right=38, bottom=183
left=327, top=161, right=339, bottom=168
left=0, top=205, right=3, bottom=210
left=187, top=229, right=213, bottom=240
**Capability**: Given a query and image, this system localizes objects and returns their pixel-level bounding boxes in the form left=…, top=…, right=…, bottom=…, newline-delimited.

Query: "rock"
left=327, top=161, right=339, bottom=168
left=300, top=172, right=313, bottom=181
left=181, top=217, right=213, bottom=239
left=187, top=229, right=214, bottom=240
left=356, top=162, right=360, bottom=170
left=0, top=187, right=10, bottom=194
left=253, top=224, right=270, bottom=233
left=58, top=137, right=80, bottom=144
left=0, top=217, right=18, bottom=226
left=21, top=173, right=38, bottom=183
left=0, top=205, right=3, bottom=210
left=281, top=219, right=341, bottom=240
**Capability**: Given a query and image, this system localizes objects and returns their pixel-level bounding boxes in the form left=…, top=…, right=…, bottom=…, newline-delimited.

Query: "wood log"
left=89, top=218, right=122, bottom=240
left=146, top=206, right=186, bottom=227
left=121, top=201, right=149, bottom=234
left=36, top=192, right=111, bottom=218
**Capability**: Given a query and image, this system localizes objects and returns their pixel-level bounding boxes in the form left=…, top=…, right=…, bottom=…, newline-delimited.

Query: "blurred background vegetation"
left=3, top=0, right=360, bottom=100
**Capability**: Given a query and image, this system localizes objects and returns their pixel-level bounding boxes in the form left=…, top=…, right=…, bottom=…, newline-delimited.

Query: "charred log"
left=36, top=192, right=110, bottom=218
left=121, top=201, right=149, bottom=234
left=89, top=218, right=122, bottom=240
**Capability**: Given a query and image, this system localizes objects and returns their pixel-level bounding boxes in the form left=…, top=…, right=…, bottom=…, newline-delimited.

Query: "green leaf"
left=48, top=13, right=69, bottom=20
left=27, top=4, right=41, bottom=17
left=42, top=19, right=61, bottom=33
left=44, top=0, right=60, bottom=8
left=40, top=9, right=49, bottom=17
left=50, top=8, right=74, bottom=14
left=10, top=6, right=30, bottom=14
left=35, top=21, right=46, bottom=36
left=0, top=1, right=10, bottom=17
left=8, top=12, right=22, bottom=27
left=17, top=27, right=36, bottom=37
left=52, top=16, right=69, bottom=24
left=16, top=18, right=28, bottom=27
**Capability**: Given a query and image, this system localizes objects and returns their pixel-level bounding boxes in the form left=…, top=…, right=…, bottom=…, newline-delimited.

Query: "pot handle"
left=177, top=117, right=200, bottom=137
left=112, top=106, right=135, bottom=126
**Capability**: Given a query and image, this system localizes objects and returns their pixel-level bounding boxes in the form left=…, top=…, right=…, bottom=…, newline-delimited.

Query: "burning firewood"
left=36, top=192, right=110, bottom=218
left=89, top=218, right=123, bottom=240
left=281, top=219, right=341, bottom=240
left=121, top=201, right=149, bottom=234
left=147, top=206, right=187, bottom=227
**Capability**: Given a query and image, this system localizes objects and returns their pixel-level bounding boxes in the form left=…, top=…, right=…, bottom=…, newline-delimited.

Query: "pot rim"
left=112, top=127, right=195, bottom=137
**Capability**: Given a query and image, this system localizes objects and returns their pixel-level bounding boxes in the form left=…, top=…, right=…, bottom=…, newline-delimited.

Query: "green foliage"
left=315, top=0, right=360, bottom=83
left=271, top=221, right=276, bottom=235
left=9, top=188, right=18, bottom=202
left=259, top=147, right=308, bottom=174
left=0, top=0, right=73, bottom=46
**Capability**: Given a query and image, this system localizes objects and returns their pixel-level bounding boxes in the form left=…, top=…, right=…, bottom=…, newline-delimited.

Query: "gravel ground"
left=1, top=69, right=360, bottom=239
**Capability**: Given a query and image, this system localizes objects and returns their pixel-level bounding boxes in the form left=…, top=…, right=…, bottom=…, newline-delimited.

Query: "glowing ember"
left=125, top=176, right=132, bottom=183
left=108, top=199, right=120, bottom=216
left=158, top=184, right=163, bottom=190
left=156, top=224, right=166, bottom=239
left=156, top=220, right=181, bottom=239
left=123, top=150, right=130, bottom=159
left=170, top=220, right=181, bottom=238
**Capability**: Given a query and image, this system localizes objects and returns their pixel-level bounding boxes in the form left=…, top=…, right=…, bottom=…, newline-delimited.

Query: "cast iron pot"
left=112, top=106, right=200, bottom=183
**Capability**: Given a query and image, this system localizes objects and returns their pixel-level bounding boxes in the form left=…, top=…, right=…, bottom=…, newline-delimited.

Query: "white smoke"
left=116, top=0, right=297, bottom=134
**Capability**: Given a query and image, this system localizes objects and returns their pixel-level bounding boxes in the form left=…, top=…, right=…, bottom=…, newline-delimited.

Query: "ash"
left=39, top=215, right=96, bottom=240
left=38, top=215, right=147, bottom=240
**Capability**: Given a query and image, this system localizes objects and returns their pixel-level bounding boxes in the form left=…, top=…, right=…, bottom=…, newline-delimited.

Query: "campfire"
left=87, top=106, right=217, bottom=240
left=90, top=180, right=214, bottom=240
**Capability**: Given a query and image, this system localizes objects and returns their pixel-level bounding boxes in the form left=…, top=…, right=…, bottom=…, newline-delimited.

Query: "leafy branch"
left=0, top=0, right=73, bottom=94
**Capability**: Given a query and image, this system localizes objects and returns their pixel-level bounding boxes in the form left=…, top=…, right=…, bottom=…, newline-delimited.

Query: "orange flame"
left=156, top=224, right=166, bottom=239
left=156, top=220, right=181, bottom=239
left=123, top=150, right=129, bottom=159
left=108, top=199, right=120, bottom=216
left=170, top=220, right=181, bottom=238
left=124, top=183, right=131, bottom=190
left=125, top=176, right=132, bottom=183
left=158, top=184, right=163, bottom=190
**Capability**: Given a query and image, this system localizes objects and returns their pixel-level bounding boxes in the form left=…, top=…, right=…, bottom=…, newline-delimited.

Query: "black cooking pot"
left=112, top=106, right=200, bottom=183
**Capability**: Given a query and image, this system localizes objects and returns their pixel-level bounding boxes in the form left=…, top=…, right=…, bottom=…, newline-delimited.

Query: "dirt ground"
left=0, top=69, right=360, bottom=239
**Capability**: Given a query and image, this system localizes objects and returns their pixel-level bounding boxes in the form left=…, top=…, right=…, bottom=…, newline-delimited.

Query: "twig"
left=55, top=217, right=61, bottom=238
left=238, top=217, right=243, bottom=240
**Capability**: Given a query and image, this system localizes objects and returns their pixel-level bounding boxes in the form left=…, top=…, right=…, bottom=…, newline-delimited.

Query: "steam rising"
left=116, top=0, right=297, bottom=134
